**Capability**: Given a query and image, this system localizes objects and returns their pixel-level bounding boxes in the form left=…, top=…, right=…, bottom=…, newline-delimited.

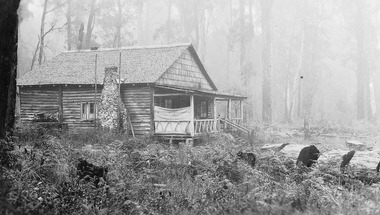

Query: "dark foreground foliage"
left=1, top=124, right=380, bottom=214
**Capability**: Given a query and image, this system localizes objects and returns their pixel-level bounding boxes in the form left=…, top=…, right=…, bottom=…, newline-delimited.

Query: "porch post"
left=227, top=98, right=232, bottom=119
left=58, top=86, right=63, bottom=123
left=150, top=86, right=155, bottom=135
left=213, top=97, right=217, bottom=131
left=190, top=94, right=194, bottom=136
left=240, top=100, right=243, bottom=123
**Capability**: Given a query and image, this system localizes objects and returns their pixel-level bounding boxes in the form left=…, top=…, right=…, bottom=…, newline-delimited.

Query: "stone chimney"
left=98, top=67, right=129, bottom=131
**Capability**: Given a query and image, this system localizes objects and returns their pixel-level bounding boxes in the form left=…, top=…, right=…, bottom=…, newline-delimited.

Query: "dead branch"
left=30, top=22, right=67, bottom=70
left=43, top=22, right=68, bottom=38
left=30, top=36, right=41, bottom=70
left=45, top=1, right=68, bottom=14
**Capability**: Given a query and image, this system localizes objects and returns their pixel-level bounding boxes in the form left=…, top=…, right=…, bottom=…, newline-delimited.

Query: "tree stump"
left=296, top=145, right=320, bottom=167
left=340, top=150, right=355, bottom=171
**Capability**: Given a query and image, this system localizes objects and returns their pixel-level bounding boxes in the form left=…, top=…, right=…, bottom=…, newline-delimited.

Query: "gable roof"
left=17, top=43, right=217, bottom=90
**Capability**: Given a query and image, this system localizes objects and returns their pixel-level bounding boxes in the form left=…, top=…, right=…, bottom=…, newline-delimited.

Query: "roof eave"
left=187, top=44, right=218, bottom=91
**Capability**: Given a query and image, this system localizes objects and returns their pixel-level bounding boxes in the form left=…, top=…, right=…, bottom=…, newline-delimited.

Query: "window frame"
left=81, top=102, right=97, bottom=120
left=200, top=101, right=208, bottom=119
left=164, top=99, right=173, bottom=108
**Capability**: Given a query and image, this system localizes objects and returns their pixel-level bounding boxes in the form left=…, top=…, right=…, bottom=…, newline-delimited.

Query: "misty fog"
left=17, top=0, right=380, bottom=126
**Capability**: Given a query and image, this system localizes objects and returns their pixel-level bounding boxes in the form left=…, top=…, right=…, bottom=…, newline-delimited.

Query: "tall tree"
left=239, top=0, right=246, bottom=68
left=342, top=0, right=378, bottom=123
left=0, top=0, right=20, bottom=138
left=38, top=0, right=49, bottom=65
left=65, top=0, right=87, bottom=50
left=32, top=0, right=67, bottom=69
left=261, top=0, right=273, bottom=123
left=85, top=0, right=96, bottom=49
left=77, top=23, right=85, bottom=50
left=136, top=0, right=146, bottom=44
left=66, top=0, right=72, bottom=50
left=97, top=0, right=135, bottom=47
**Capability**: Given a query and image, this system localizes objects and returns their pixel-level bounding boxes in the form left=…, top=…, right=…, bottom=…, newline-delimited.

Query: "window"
left=164, top=99, right=172, bottom=108
left=81, top=102, right=96, bottom=120
left=200, top=101, right=207, bottom=118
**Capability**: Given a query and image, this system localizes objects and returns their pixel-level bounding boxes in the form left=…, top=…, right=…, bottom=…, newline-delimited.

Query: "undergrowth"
left=1, top=125, right=380, bottom=214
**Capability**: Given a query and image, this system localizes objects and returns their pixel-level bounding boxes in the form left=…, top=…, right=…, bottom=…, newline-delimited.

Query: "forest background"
left=17, top=0, right=380, bottom=126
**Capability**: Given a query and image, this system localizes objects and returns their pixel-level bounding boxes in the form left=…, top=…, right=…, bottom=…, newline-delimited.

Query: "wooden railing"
left=230, top=118, right=243, bottom=125
left=154, top=119, right=220, bottom=136
left=219, top=118, right=250, bottom=135
left=194, top=119, right=218, bottom=134
left=154, top=120, right=191, bottom=135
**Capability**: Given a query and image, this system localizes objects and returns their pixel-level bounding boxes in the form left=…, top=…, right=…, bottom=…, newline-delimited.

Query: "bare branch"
left=45, top=1, right=68, bottom=14
left=30, top=36, right=41, bottom=71
left=43, top=22, right=68, bottom=38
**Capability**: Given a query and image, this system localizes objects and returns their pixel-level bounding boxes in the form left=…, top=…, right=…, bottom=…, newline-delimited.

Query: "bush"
left=2, top=126, right=380, bottom=214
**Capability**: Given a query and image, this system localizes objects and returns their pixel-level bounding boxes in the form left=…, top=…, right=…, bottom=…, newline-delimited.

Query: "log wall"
left=20, top=85, right=154, bottom=133
left=20, top=86, right=59, bottom=121
left=62, top=86, right=102, bottom=129
left=121, top=85, right=152, bottom=135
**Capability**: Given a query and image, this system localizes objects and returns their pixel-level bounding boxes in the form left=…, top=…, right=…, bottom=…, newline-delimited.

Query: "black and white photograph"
left=1, top=0, right=380, bottom=214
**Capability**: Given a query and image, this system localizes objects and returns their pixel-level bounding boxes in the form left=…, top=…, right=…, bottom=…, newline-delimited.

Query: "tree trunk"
left=193, top=0, right=200, bottom=51
left=239, top=0, right=245, bottom=67
left=85, top=0, right=96, bottom=49
left=77, top=23, right=84, bottom=50
left=302, top=1, right=322, bottom=119
left=66, top=0, right=72, bottom=50
left=296, top=75, right=302, bottom=118
left=200, top=7, right=206, bottom=62
left=368, top=73, right=376, bottom=124
left=137, top=0, right=145, bottom=45
left=284, top=48, right=291, bottom=122
left=356, top=2, right=365, bottom=121
left=38, top=0, right=48, bottom=65
left=166, top=0, right=172, bottom=44
left=0, top=0, right=20, bottom=139
left=114, top=0, right=122, bottom=48
left=261, top=0, right=273, bottom=123
left=226, top=0, right=233, bottom=80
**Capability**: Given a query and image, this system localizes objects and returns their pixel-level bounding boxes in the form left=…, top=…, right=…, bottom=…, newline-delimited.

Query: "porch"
left=153, top=86, right=246, bottom=138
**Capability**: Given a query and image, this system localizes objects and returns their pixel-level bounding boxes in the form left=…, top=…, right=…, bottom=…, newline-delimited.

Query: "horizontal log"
left=129, top=115, right=150, bottom=119
left=131, top=125, right=151, bottom=129
left=125, top=102, right=151, bottom=106
left=121, top=86, right=150, bottom=90
left=122, top=98, right=150, bottom=102
left=64, top=89, right=101, bottom=93
left=63, top=94, right=100, bottom=98
left=130, top=120, right=151, bottom=124
left=21, top=90, right=58, bottom=94
left=21, top=93, right=57, bottom=97
left=20, top=104, right=58, bottom=107
left=122, top=94, right=150, bottom=98
left=127, top=106, right=150, bottom=114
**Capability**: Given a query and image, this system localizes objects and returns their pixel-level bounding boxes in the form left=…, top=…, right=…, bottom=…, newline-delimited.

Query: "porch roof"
left=154, top=85, right=247, bottom=100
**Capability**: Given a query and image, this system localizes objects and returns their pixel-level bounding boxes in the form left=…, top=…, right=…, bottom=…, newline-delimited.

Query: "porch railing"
left=219, top=118, right=250, bottom=135
left=154, top=120, right=191, bottom=135
left=154, top=119, right=219, bottom=136
left=230, top=118, right=243, bottom=125
left=194, top=119, right=218, bottom=134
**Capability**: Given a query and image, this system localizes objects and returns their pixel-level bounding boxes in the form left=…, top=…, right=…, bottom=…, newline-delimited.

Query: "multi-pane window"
left=200, top=101, right=207, bottom=118
left=81, top=102, right=96, bottom=120
left=164, top=99, right=172, bottom=108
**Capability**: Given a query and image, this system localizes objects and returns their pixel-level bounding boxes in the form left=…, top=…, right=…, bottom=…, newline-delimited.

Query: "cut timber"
left=261, top=143, right=290, bottom=152
left=319, top=149, right=380, bottom=170
left=346, top=140, right=368, bottom=151
left=280, top=144, right=309, bottom=159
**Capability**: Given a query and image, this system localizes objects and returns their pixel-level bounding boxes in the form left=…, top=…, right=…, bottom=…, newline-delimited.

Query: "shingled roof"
left=18, top=43, right=216, bottom=89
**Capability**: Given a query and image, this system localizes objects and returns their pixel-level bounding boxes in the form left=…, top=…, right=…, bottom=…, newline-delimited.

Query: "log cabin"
left=17, top=43, right=246, bottom=139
